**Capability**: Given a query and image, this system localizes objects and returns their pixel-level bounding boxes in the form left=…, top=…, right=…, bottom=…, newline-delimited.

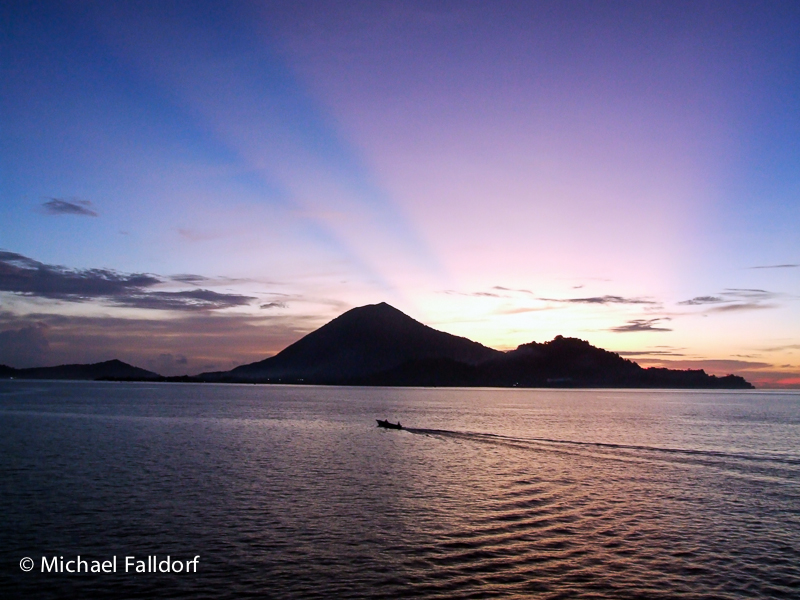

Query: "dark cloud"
left=0, top=324, right=50, bottom=367
left=42, top=198, right=98, bottom=217
left=0, top=251, right=159, bottom=299
left=112, top=289, right=255, bottom=311
left=170, top=274, right=210, bottom=283
left=749, top=264, right=798, bottom=269
left=0, top=251, right=255, bottom=311
left=260, top=302, right=287, bottom=309
left=678, top=296, right=724, bottom=306
left=610, top=318, right=672, bottom=333
left=543, top=295, right=656, bottom=305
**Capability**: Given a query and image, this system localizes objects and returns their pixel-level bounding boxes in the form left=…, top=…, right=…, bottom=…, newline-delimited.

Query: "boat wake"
left=404, top=427, right=800, bottom=469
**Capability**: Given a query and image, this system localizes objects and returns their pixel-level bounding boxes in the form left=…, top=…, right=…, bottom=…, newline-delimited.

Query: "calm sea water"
left=1, top=381, right=799, bottom=599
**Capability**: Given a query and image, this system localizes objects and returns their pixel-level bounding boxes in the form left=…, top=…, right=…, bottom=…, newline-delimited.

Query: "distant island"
left=0, top=302, right=753, bottom=389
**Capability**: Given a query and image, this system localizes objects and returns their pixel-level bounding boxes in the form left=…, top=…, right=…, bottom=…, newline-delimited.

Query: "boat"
left=376, top=419, right=403, bottom=430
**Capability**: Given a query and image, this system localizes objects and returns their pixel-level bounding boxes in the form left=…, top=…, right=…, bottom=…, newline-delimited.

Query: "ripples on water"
left=1, top=382, right=799, bottom=598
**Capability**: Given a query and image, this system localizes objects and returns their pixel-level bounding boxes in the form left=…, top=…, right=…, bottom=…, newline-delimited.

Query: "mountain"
left=202, top=303, right=752, bottom=389
left=205, top=302, right=501, bottom=383
left=0, top=359, right=159, bottom=381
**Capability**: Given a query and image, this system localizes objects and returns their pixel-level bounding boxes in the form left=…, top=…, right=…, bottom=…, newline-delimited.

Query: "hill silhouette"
left=204, top=302, right=500, bottom=383
left=0, top=359, right=159, bottom=381
left=0, top=304, right=754, bottom=389
left=363, top=335, right=752, bottom=388
left=200, top=303, right=752, bottom=389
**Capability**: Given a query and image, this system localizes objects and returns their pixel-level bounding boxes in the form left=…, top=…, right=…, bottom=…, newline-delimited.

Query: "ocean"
left=1, top=380, right=798, bottom=599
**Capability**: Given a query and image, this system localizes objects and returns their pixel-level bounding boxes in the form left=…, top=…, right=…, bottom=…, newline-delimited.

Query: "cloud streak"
left=748, top=264, right=798, bottom=269
left=542, top=295, right=656, bottom=305
left=679, top=288, right=779, bottom=313
left=42, top=198, right=99, bottom=217
left=610, top=318, right=672, bottom=333
left=0, top=251, right=255, bottom=311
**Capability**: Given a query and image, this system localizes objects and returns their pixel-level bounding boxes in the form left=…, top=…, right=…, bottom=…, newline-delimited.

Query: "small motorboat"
left=376, top=419, right=403, bottom=430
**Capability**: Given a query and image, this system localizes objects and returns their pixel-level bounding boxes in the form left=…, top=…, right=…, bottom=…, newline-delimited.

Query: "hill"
left=203, top=302, right=500, bottom=382
left=0, top=359, right=159, bottom=381
left=201, top=304, right=752, bottom=389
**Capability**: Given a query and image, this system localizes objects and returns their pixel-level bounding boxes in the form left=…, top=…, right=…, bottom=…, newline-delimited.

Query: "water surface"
left=1, top=381, right=798, bottom=598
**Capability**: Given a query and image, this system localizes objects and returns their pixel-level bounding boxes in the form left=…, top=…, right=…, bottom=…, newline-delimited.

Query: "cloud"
left=679, top=288, right=779, bottom=312
left=41, top=198, right=99, bottom=217
left=260, top=302, right=287, bottom=309
left=170, top=274, right=210, bottom=283
left=0, top=251, right=160, bottom=299
left=748, top=264, right=798, bottom=269
left=449, top=289, right=656, bottom=305
left=492, top=286, right=534, bottom=295
left=443, top=290, right=507, bottom=298
left=678, top=296, right=724, bottom=306
left=763, top=344, right=800, bottom=352
left=0, top=324, right=50, bottom=367
left=610, top=318, right=672, bottom=333
left=708, top=302, right=775, bottom=313
left=495, top=306, right=560, bottom=315
left=0, top=251, right=255, bottom=311
left=111, top=289, right=255, bottom=311
left=542, top=295, right=656, bottom=305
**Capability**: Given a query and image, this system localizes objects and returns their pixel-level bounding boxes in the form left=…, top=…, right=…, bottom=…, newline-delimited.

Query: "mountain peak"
left=223, top=302, right=500, bottom=382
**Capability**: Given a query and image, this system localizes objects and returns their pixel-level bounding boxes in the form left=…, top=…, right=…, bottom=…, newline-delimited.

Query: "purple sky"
left=1, top=1, right=799, bottom=386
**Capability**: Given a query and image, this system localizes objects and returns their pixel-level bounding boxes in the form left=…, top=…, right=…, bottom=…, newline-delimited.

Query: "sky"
left=1, top=0, right=799, bottom=386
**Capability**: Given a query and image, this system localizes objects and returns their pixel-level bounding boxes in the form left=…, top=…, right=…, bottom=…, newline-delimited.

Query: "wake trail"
left=404, top=427, right=800, bottom=466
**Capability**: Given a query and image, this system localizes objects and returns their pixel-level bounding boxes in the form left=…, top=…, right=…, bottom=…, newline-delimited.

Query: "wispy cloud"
left=763, top=344, right=800, bottom=352
left=260, top=301, right=287, bottom=309
left=748, top=264, right=798, bottom=269
left=678, top=296, right=724, bottom=306
left=495, top=306, right=560, bottom=315
left=0, top=251, right=255, bottom=311
left=170, top=274, right=210, bottom=283
left=679, top=288, right=779, bottom=313
left=449, top=288, right=656, bottom=306
left=443, top=290, right=507, bottom=298
left=544, top=295, right=656, bottom=305
left=610, top=318, right=672, bottom=333
left=41, top=198, right=99, bottom=217
left=491, top=286, right=534, bottom=295
left=112, top=289, right=254, bottom=311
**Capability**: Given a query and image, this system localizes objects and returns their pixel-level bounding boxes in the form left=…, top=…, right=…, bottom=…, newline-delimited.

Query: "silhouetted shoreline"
left=0, top=303, right=754, bottom=389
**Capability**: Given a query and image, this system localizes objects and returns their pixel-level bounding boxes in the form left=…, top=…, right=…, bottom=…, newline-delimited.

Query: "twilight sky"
left=2, top=0, right=799, bottom=386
